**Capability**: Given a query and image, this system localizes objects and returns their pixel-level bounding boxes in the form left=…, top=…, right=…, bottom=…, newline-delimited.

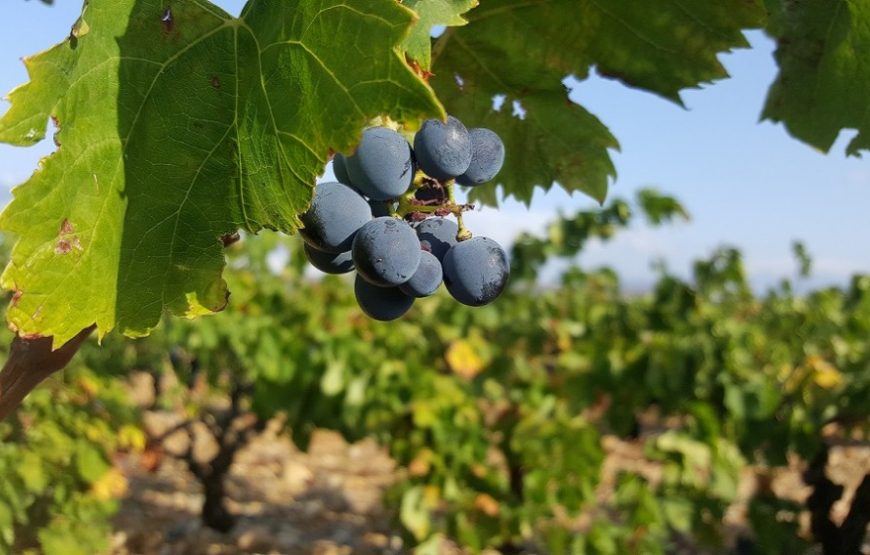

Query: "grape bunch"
left=300, top=116, right=509, bottom=321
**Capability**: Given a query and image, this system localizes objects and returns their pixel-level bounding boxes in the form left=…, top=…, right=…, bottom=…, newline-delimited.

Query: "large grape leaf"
left=402, top=0, right=478, bottom=70
left=431, top=0, right=766, bottom=205
left=763, top=0, right=870, bottom=156
left=0, top=0, right=442, bottom=346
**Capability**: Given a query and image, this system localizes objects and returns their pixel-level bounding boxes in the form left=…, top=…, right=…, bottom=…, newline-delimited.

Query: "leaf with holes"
left=431, top=0, right=766, bottom=205
left=0, top=0, right=442, bottom=346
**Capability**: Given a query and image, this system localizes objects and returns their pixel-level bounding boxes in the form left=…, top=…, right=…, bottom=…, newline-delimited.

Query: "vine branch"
left=0, top=325, right=95, bottom=421
left=804, top=445, right=870, bottom=555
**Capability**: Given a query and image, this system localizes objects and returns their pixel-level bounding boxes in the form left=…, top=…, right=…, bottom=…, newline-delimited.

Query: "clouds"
left=467, top=200, right=867, bottom=292
left=459, top=205, right=551, bottom=248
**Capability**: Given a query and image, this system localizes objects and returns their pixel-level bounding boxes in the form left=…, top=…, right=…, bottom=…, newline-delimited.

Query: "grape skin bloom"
left=415, top=217, right=458, bottom=262
left=457, top=128, right=505, bottom=186
left=443, top=237, right=510, bottom=306
left=353, top=217, right=422, bottom=287
left=399, top=250, right=443, bottom=298
left=333, top=153, right=351, bottom=185
left=300, top=182, right=371, bottom=254
left=413, top=116, right=473, bottom=180
left=303, top=242, right=354, bottom=275
left=355, top=275, right=414, bottom=321
left=346, top=127, right=415, bottom=201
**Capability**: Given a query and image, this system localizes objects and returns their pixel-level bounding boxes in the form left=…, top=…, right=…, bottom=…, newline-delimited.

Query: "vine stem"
left=0, top=326, right=95, bottom=421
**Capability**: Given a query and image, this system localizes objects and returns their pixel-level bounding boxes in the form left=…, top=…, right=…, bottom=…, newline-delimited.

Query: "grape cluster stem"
left=395, top=175, right=474, bottom=241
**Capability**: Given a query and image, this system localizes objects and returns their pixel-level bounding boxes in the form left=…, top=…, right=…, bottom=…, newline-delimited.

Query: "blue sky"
left=1, top=1, right=867, bottom=290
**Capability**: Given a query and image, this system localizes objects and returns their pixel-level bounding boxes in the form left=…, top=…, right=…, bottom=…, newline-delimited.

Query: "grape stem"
left=394, top=176, right=475, bottom=232
left=446, top=180, right=473, bottom=241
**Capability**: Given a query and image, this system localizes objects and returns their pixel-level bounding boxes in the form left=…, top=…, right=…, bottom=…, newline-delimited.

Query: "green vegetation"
left=4, top=192, right=862, bottom=553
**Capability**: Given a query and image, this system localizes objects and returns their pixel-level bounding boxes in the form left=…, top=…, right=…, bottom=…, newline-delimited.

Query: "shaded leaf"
left=74, top=442, right=109, bottom=484
left=432, top=0, right=765, bottom=205
left=763, top=0, right=870, bottom=155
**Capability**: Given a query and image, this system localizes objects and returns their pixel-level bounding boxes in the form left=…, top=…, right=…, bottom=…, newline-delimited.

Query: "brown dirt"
left=112, top=424, right=405, bottom=555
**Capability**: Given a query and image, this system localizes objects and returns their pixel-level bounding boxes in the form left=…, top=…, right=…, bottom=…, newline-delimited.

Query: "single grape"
left=303, top=242, right=354, bottom=274
left=345, top=127, right=414, bottom=201
left=413, top=116, right=473, bottom=180
left=399, top=251, right=443, bottom=298
left=300, top=182, right=371, bottom=253
left=415, top=217, right=458, bottom=261
left=457, top=128, right=505, bottom=186
left=333, top=153, right=351, bottom=186
left=355, top=275, right=414, bottom=321
left=442, top=237, right=510, bottom=306
left=352, top=217, right=422, bottom=287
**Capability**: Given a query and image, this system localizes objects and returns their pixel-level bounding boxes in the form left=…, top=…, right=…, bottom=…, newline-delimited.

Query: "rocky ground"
left=111, top=424, right=405, bottom=555
left=108, top=411, right=869, bottom=555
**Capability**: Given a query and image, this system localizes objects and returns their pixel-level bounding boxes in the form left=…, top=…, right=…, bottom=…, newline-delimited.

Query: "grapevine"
left=0, top=1, right=868, bottom=552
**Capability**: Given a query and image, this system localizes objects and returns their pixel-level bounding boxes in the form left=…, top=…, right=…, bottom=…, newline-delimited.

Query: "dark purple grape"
left=413, top=116, right=472, bottom=180
left=442, top=237, right=509, bottom=306
left=346, top=127, right=414, bottom=201
left=355, top=275, right=414, bottom=321
left=399, top=251, right=443, bottom=298
left=415, top=218, right=458, bottom=261
left=300, top=182, right=371, bottom=253
left=303, top=242, right=354, bottom=274
left=457, top=128, right=505, bottom=186
left=333, top=153, right=351, bottom=185
left=352, top=217, right=421, bottom=287
left=369, top=200, right=396, bottom=218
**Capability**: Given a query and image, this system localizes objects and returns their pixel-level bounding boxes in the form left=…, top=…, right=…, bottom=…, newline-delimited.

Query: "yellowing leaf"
left=409, top=448, right=433, bottom=477
left=446, top=339, right=484, bottom=379
left=473, top=493, right=500, bottom=517
left=76, top=375, right=100, bottom=399
left=470, top=463, right=487, bottom=478
left=423, top=485, right=442, bottom=508
left=91, top=468, right=128, bottom=501
left=118, top=424, right=146, bottom=452
left=808, top=356, right=843, bottom=389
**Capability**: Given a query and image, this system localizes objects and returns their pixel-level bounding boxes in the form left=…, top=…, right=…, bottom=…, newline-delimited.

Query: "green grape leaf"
left=402, top=0, right=478, bottom=70
left=0, top=0, right=442, bottom=346
left=763, top=0, right=870, bottom=155
left=74, top=441, right=110, bottom=484
left=16, top=452, right=47, bottom=493
left=431, top=0, right=766, bottom=205
left=578, top=1, right=766, bottom=102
